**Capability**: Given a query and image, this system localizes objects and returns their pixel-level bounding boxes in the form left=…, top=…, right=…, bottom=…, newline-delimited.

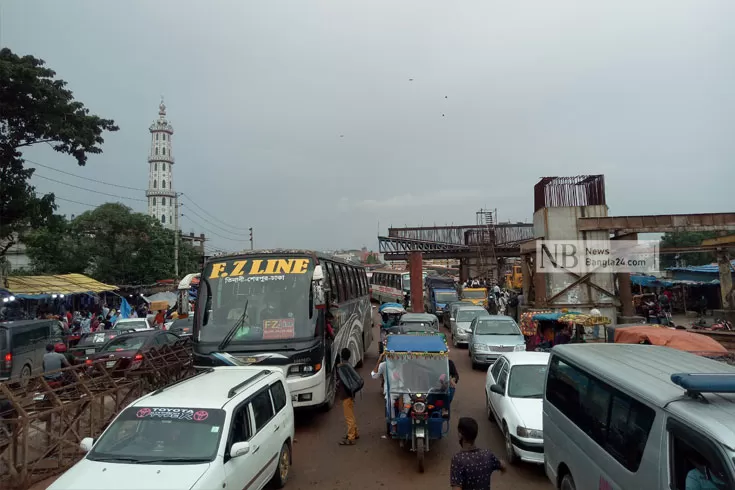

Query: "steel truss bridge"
left=378, top=223, right=534, bottom=260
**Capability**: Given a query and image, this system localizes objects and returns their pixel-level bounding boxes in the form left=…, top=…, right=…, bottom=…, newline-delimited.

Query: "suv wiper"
left=138, top=457, right=210, bottom=464
left=218, top=300, right=249, bottom=352
left=87, top=456, right=143, bottom=463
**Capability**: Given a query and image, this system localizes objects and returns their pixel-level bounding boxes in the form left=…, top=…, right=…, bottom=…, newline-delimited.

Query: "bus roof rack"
left=670, top=373, right=735, bottom=399
left=228, top=370, right=271, bottom=398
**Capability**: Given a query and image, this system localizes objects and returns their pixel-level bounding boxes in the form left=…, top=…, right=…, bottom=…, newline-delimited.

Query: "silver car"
left=468, top=316, right=525, bottom=368
left=450, top=305, right=490, bottom=347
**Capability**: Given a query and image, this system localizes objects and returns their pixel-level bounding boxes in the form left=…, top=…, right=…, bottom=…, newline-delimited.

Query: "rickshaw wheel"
left=416, top=438, right=425, bottom=473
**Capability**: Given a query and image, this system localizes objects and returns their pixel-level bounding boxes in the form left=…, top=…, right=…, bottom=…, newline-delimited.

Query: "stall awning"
left=6, top=273, right=117, bottom=295
left=630, top=275, right=673, bottom=288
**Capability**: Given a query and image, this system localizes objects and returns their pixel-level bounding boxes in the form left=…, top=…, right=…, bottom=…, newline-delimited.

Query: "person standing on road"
left=336, top=348, right=359, bottom=445
left=450, top=417, right=505, bottom=490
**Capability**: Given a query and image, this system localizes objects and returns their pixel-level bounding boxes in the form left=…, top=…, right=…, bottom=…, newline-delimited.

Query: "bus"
left=369, top=270, right=429, bottom=305
left=192, top=250, right=372, bottom=410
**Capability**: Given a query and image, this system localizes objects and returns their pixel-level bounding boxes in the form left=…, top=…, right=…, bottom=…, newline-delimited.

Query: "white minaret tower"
left=146, top=98, right=177, bottom=230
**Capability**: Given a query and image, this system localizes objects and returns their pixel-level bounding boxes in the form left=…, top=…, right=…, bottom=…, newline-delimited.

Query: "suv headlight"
left=516, top=426, right=543, bottom=439
left=473, top=343, right=488, bottom=352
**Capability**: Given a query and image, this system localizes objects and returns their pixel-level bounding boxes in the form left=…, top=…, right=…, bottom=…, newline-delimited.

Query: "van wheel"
left=19, top=365, right=32, bottom=388
left=485, top=392, right=495, bottom=422
left=503, top=423, right=518, bottom=465
left=272, top=441, right=291, bottom=488
left=560, top=473, right=576, bottom=490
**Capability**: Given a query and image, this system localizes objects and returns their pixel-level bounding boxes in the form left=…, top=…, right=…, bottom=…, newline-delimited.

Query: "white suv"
left=49, top=367, right=295, bottom=490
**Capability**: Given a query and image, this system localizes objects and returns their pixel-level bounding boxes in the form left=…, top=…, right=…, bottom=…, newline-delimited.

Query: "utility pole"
left=174, top=193, right=181, bottom=278
left=249, top=227, right=253, bottom=250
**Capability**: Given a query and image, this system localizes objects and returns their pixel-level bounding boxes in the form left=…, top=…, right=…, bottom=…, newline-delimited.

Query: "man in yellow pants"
left=337, top=348, right=359, bottom=445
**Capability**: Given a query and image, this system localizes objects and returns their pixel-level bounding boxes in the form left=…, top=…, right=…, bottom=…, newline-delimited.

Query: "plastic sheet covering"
left=614, top=326, right=727, bottom=355
left=6, top=273, right=117, bottom=295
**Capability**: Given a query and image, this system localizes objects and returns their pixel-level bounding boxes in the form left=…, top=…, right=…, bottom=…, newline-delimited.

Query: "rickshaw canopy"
left=380, top=303, right=406, bottom=314
left=532, top=311, right=582, bottom=321
left=385, top=334, right=448, bottom=358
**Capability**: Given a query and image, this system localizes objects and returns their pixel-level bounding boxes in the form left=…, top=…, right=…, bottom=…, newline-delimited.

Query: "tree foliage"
left=0, top=47, right=118, bottom=259
left=24, top=203, right=201, bottom=285
left=659, top=231, right=719, bottom=268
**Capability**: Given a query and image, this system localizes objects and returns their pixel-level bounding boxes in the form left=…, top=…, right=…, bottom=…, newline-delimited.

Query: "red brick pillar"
left=409, top=252, right=424, bottom=313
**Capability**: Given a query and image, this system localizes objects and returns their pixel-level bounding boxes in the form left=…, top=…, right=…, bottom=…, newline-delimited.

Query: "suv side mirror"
left=80, top=437, right=94, bottom=452
left=230, top=441, right=250, bottom=458
left=490, top=384, right=504, bottom=396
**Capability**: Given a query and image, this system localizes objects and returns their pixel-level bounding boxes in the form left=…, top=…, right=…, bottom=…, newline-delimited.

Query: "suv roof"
left=134, top=367, right=281, bottom=410
left=554, top=343, right=735, bottom=450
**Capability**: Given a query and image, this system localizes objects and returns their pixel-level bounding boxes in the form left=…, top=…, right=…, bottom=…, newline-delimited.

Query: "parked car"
left=84, top=330, right=181, bottom=373
left=485, top=351, right=549, bottom=464
left=399, top=313, right=440, bottom=332
left=468, top=316, right=525, bottom=368
left=69, top=329, right=136, bottom=363
left=114, top=318, right=152, bottom=331
left=48, top=366, right=295, bottom=490
left=450, top=305, right=490, bottom=347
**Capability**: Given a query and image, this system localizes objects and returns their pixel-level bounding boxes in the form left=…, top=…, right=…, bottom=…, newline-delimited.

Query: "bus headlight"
left=288, top=363, right=322, bottom=376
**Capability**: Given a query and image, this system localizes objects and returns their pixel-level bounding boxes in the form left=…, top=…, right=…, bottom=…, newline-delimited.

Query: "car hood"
left=509, top=397, right=543, bottom=431
left=49, top=459, right=211, bottom=490
left=473, top=334, right=525, bottom=345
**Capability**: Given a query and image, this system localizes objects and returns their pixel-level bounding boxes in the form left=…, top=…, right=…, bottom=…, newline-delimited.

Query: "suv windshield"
left=103, top=335, right=148, bottom=352
left=199, top=256, right=317, bottom=344
left=463, top=290, right=486, bottom=299
left=507, top=364, right=547, bottom=398
left=457, top=310, right=485, bottom=322
left=475, top=319, right=521, bottom=335
left=88, top=406, right=225, bottom=464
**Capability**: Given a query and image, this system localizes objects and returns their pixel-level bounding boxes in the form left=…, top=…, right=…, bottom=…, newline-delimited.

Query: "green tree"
left=366, top=254, right=379, bottom=264
left=25, top=203, right=200, bottom=284
left=0, top=47, right=118, bottom=271
left=659, top=231, right=719, bottom=269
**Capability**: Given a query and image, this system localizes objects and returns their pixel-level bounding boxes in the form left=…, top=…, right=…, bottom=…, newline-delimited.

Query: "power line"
left=180, top=192, right=250, bottom=232
left=180, top=202, right=250, bottom=237
left=35, top=192, right=98, bottom=208
left=25, top=159, right=147, bottom=191
left=34, top=173, right=148, bottom=202
left=181, top=214, right=248, bottom=243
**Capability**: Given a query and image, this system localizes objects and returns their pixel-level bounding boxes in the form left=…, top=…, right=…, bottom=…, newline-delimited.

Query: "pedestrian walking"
left=336, top=348, right=362, bottom=445
left=450, top=417, right=505, bottom=490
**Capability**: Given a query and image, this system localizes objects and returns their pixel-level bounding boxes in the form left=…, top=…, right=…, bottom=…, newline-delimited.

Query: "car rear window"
left=102, top=335, right=147, bottom=352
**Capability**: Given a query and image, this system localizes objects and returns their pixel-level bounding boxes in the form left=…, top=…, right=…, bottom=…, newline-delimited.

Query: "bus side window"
left=325, top=262, right=337, bottom=301
left=360, top=270, right=367, bottom=296
left=336, top=265, right=347, bottom=303
left=348, top=267, right=357, bottom=300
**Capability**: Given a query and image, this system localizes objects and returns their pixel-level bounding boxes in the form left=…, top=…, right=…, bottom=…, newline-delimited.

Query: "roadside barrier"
left=0, top=339, right=195, bottom=489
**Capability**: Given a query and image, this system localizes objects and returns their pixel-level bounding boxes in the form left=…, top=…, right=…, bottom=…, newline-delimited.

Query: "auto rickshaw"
left=378, top=303, right=406, bottom=354
left=384, top=334, right=450, bottom=473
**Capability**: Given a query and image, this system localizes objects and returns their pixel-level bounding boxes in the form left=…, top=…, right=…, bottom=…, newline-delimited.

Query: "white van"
left=543, top=343, right=735, bottom=490
left=49, top=366, right=295, bottom=490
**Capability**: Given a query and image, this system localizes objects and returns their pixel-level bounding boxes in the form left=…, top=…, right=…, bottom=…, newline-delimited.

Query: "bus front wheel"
left=320, top=370, right=336, bottom=412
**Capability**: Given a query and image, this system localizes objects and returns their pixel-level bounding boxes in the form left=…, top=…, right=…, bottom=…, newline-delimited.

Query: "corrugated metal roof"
left=666, top=259, right=735, bottom=274
left=6, top=273, right=117, bottom=295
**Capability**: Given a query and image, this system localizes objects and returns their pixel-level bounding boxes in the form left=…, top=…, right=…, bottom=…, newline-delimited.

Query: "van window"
left=546, top=356, right=655, bottom=472
left=270, top=381, right=287, bottom=412
left=0, top=328, right=7, bottom=350
left=669, top=420, right=732, bottom=490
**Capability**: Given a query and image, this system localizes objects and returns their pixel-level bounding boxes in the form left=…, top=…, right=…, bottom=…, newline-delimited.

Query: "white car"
left=485, top=351, right=549, bottom=465
left=114, top=318, right=152, bottom=331
left=49, top=367, right=295, bottom=490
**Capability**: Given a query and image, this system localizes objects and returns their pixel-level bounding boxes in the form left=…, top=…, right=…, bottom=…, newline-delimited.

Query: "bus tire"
left=320, top=370, right=336, bottom=412
left=355, top=335, right=365, bottom=368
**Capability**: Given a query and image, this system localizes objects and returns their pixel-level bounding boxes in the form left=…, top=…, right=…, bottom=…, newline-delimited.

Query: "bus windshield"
left=198, top=256, right=317, bottom=344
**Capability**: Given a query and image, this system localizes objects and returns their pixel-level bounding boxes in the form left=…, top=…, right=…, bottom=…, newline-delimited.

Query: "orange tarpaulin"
left=614, top=326, right=727, bottom=355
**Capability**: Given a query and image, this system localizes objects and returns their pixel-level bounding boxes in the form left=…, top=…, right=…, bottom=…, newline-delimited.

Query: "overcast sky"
left=5, top=1, right=734, bottom=253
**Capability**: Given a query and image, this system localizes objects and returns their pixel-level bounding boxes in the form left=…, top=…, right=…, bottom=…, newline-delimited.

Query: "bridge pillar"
left=459, top=259, right=469, bottom=283
left=718, top=251, right=733, bottom=310
left=409, top=252, right=424, bottom=313
left=612, top=234, right=636, bottom=317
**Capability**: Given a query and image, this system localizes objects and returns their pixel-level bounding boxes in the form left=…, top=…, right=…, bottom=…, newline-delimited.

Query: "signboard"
left=262, top=318, right=295, bottom=340
left=208, top=258, right=311, bottom=279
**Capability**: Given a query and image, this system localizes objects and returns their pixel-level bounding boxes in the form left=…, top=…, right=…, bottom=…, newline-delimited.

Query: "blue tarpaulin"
left=532, top=312, right=582, bottom=321
left=119, top=298, right=132, bottom=319
left=386, top=334, right=448, bottom=352
left=630, top=275, right=673, bottom=288
left=667, top=259, right=735, bottom=274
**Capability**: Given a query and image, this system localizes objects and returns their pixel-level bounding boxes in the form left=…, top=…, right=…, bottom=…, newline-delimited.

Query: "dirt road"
left=32, top=308, right=552, bottom=490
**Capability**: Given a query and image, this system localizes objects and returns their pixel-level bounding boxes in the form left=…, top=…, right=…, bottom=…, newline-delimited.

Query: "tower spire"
left=159, top=96, right=166, bottom=117
left=145, top=99, right=176, bottom=230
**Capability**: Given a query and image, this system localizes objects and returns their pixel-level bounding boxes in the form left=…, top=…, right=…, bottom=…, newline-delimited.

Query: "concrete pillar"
left=521, top=254, right=531, bottom=300
left=459, top=259, right=469, bottom=283
left=408, top=252, right=424, bottom=313
left=613, top=234, right=637, bottom=317
left=718, top=252, right=733, bottom=310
